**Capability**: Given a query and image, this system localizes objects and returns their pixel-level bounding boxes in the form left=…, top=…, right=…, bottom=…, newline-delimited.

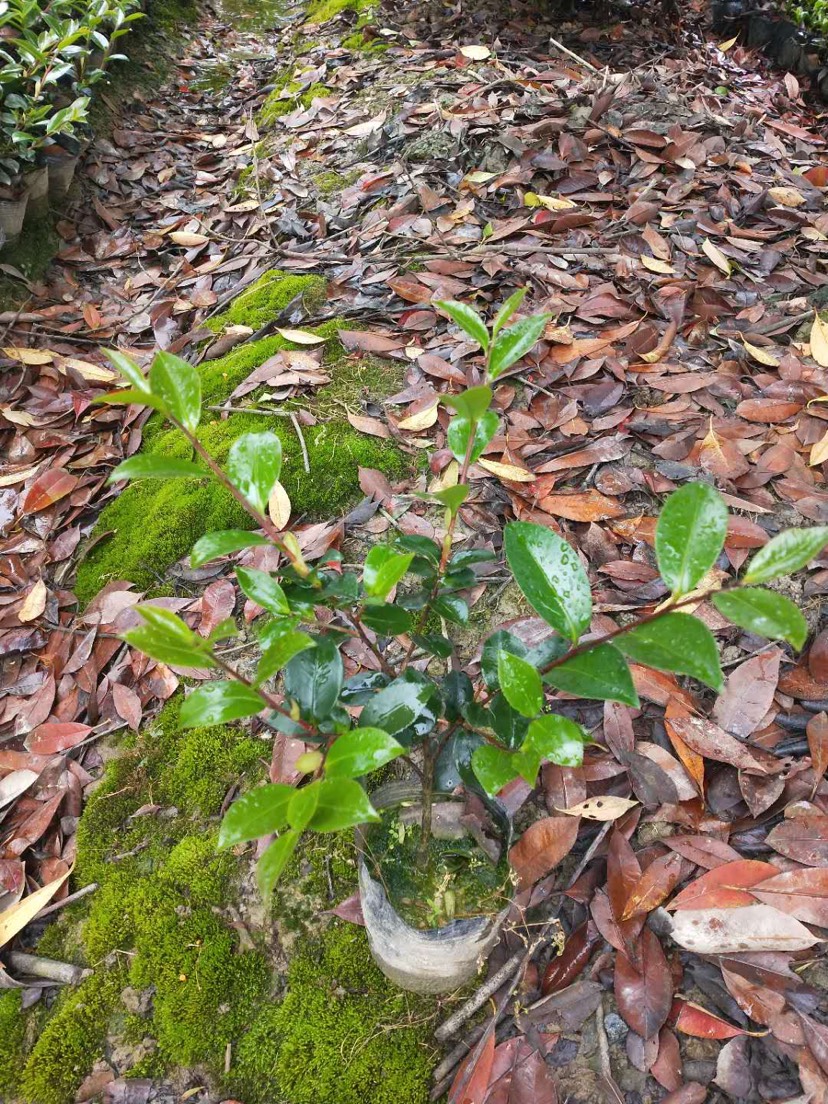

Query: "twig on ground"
left=5, top=952, right=91, bottom=985
left=289, top=411, right=311, bottom=474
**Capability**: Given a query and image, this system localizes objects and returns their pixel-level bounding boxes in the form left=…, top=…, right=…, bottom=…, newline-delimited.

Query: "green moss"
left=20, top=967, right=126, bottom=1104
left=211, top=268, right=326, bottom=331
left=341, top=30, right=389, bottom=50
left=0, top=990, right=26, bottom=1098
left=306, top=0, right=377, bottom=23
left=312, top=168, right=360, bottom=195
left=229, top=923, right=435, bottom=1104
left=258, top=80, right=333, bottom=125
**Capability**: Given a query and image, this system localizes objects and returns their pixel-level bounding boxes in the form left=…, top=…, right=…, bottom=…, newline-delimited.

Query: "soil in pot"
left=0, top=191, right=29, bottom=246
left=362, top=800, right=512, bottom=930
left=44, top=149, right=79, bottom=200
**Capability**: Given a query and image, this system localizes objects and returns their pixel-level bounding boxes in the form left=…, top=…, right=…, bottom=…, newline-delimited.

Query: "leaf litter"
left=2, top=0, right=828, bottom=1099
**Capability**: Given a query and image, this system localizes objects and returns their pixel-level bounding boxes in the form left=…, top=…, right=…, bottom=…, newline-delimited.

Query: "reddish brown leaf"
left=734, top=399, right=802, bottom=423
left=509, top=817, right=579, bottom=888
left=807, top=712, right=828, bottom=793
left=614, top=928, right=673, bottom=1040
left=668, top=860, right=780, bottom=911
left=663, top=834, right=742, bottom=869
left=650, top=1027, right=682, bottom=1092
left=712, top=648, right=781, bottom=738
left=541, top=921, right=600, bottom=995
left=621, top=853, right=684, bottom=919
left=721, top=967, right=785, bottom=1025
left=112, top=684, right=142, bottom=732
left=751, top=867, right=828, bottom=926
left=21, top=468, right=79, bottom=514
left=810, top=629, right=828, bottom=683
left=449, top=1030, right=496, bottom=1104
left=25, top=722, right=92, bottom=755
left=672, top=1000, right=753, bottom=1040
left=799, top=1013, right=828, bottom=1079
left=665, top=715, right=782, bottom=776
left=767, top=815, right=828, bottom=866
left=536, top=490, right=624, bottom=522
left=659, top=1086, right=707, bottom=1104
left=198, top=579, right=236, bottom=637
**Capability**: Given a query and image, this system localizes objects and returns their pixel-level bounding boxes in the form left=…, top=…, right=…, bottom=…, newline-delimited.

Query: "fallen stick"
left=6, top=952, right=91, bottom=985
left=36, top=882, right=98, bottom=920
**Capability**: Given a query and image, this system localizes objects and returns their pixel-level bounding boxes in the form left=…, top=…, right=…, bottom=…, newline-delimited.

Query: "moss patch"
left=229, top=923, right=435, bottom=1104
left=209, top=268, right=326, bottom=332
left=258, top=79, right=333, bottom=126
left=306, top=0, right=377, bottom=24
left=0, top=991, right=25, bottom=1099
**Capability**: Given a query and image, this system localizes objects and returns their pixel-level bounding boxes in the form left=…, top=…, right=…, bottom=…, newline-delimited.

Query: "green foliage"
left=0, top=990, right=26, bottom=1099
left=258, top=79, right=332, bottom=125
left=209, top=269, right=326, bottom=332
left=228, top=924, right=435, bottom=1104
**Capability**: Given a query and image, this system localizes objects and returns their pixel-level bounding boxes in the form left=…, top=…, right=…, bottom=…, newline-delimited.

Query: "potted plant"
left=97, top=295, right=826, bottom=994
left=0, top=147, right=28, bottom=244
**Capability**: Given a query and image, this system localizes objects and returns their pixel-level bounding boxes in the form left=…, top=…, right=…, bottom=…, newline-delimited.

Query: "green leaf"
left=544, top=643, right=639, bottom=705
left=432, top=594, right=468, bottom=625
left=411, top=632, right=454, bottom=658
left=615, top=612, right=723, bottom=691
left=256, top=625, right=314, bottom=684
left=218, top=783, right=294, bottom=848
left=488, top=313, right=551, bottom=379
left=446, top=410, right=499, bottom=465
left=393, top=535, right=441, bottom=564
left=363, top=546, right=414, bottom=599
left=308, top=778, right=380, bottom=831
left=481, top=630, right=528, bottom=689
left=360, top=604, right=414, bottom=635
left=148, top=350, right=202, bottom=432
left=656, top=482, right=728, bottom=596
left=225, top=431, right=282, bottom=514
left=523, top=714, right=587, bottom=768
left=108, top=455, right=205, bottom=483
left=95, top=387, right=166, bottom=409
left=288, top=783, right=321, bottom=829
left=123, top=605, right=214, bottom=669
left=179, top=680, right=264, bottom=727
left=257, top=829, right=301, bottom=896
left=325, top=727, right=404, bottom=778
left=743, top=527, right=828, bottom=584
left=191, top=529, right=271, bottom=567
left=359, top=673, right=440, bottom=744
left=492, top=288, right=528, bottom=338
left=283, top=637, right=343, bottom=721
left=236, top=567, right=290, bottom=615
left=504, top=521, right=591, bottom=643
left=435, top=299, right=489, bottom=351
left=442, top=385, right=493, bottom=420
left=430, top=485, right=469, bottom=513
left=471, top=745, right=518, bottom=797
left=498, top=651, right=543, bottom=717
left=105, top=348, right=151, bottom=393
left=712, top=588, right=808, bottom=650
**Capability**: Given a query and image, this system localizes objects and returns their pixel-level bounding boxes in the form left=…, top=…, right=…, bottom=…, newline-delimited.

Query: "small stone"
left=602, top=1011, right=628, bottom=1043
left=120, top=986, right=152, bottom=1016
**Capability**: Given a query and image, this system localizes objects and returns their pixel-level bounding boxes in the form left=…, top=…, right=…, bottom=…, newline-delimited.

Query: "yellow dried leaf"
left=398, top=401, right=439, bottom=432
left=742, top=339, right=779, bottom=367
left=429, top=459, right=458, bottom=493
left=524, top=192, right=577, bottom=212
left=802, top=227, right=828, bottom=242
left=810, top=429, right=828, bottom=467
left=476, top=458, right=536, bottom=482
left=18, top=579, right=47, bottom=624
left=463, top=171, right=497, bottom=186
left=0, top=464, right=40, bottom=487
left=558, top=796, right=639, bottom=821
left=268, top=480, right=292, bottom=530
left=64, top=357, right=117, bottom=382
left=3, top=347, right=53, bottom=365
left=169, top=231, right=209, bottom=246
left=640, top=255, right=674, bottom=275
left=0, top=870, right=71, bottom=949
left=225, top=199, right=259, bottom=213
left=810, top=312, right=828, bottom=368
left=275, top=328, right=326, bottom=345
left=718, top=34, right=739, bottom=51
left=768, top=186, right=806, bottom=208
left=460, top=44, right=491, bottom=59
left=543, top=323, right=573, bottom=345
left=0, top=405, right=36, bottom=427
left=702, top=238, right=731, bottom=275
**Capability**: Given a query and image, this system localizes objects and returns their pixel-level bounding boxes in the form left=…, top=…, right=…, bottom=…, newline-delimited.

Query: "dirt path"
left=2, top=0, right=828, bottom=1101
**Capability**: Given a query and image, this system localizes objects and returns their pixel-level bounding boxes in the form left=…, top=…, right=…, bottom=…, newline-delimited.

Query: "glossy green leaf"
left=393, top=535, right=441, bottom=564
left=432, top=593, right=468, bottom=625
left=544, top=643, right=639, bottom=705
left=471, top=745, right=518, bottom=797
left=488, top=313, right=551, bottom=379
left=504, top=521, right=591, bottom=643
left=481, top=630, right=528, bottom=689
left=436, top=729, right=485, bottom=791
left=359, top=673, right=440, bottom=744
left=615, top=612, right=723, bottom=691
left=256, top=625, right=314, bottom=684
left=105, top=348, right=151, bottom=393
left=108, top=455, right=205, bottom=483
left=179, top=680, right=264, bottom=727
left=123, top=605, right=214, bottom=669
left=487, top=693, right=530, bottom=750
left=288, top=783, right=321, bottom=829
left=283, top=637, right=343, bottom=721
left=363, top=546, right=414, bottom=599
left=218, top=783, right=294, bottom=848
left=325, top=727, right=404, bottom=778
left=435, top=299, right=489, bottom=351
left=411, top=632, right=454, bottom=658
left=236, top=567, right=290, bottom=615
left=447, top=410, right=499, bottom=465
left=257, top=829, right=301, bottom=896
left=498, top=651, right=543, bottom=718
left=492, top=288, right=528, bottom=338
left=360, top=604, right=414, bottom=635
left=96, top=387, right=165, bottom=409
left=655, top=482, right=728, bottom=595
left=190, top=529, right=271, bottom=567
left=743, top=527, right=828, bottom=584
left=712, top=588, right=808, bottom=649
left=523, top=714, right=587, bottom=768
left=225, top=431, right=283, bottom=514
left=442, top=385, right=493, bottom=421
left=308, top=778, right=380, bottom=831
left=148, top=350, right=201, bottom=432
left=430, top=485, right=470, bottom=513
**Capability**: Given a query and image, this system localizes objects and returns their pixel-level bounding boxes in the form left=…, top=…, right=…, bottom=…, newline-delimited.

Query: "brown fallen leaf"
left=668, top=904, right=819, bottom=954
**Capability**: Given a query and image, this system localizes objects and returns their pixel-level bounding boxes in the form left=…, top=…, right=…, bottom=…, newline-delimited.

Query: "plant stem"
left=211, top=651, right=316, bottom=735
left=417, top=739, right=435, bottom=869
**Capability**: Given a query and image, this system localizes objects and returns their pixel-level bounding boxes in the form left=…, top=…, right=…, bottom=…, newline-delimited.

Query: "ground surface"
left=2, top=0, right=828, bottom=1101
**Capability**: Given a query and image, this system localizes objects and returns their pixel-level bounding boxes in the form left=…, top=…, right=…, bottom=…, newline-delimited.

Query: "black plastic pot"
left=356, top=781, right=512, bottom=994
